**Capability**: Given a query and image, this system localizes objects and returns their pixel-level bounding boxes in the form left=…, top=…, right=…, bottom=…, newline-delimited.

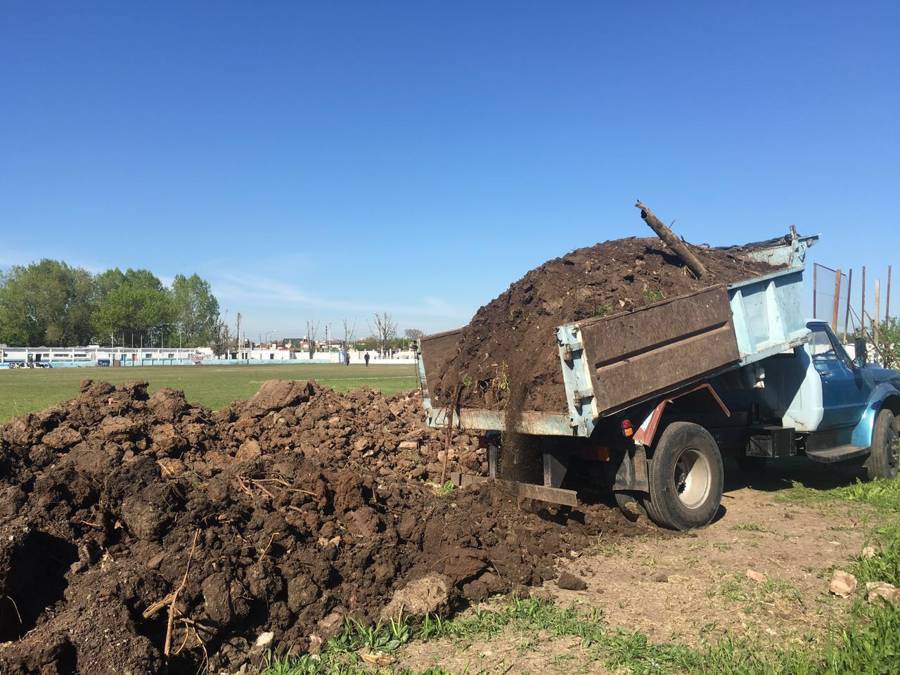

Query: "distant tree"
left=404, top=328, right=424, bottom=341
left=371, top=312, right=398, bottom=357
left=94, top=269, right=176, bottom=346
left=0, top=260, right=95, bottom=346
left=355, top=336, right=379, bottom=352
left=306, top=320, right=319, bottom=359
left=172, top=274, right=221, bottom=347
left=342, top=319, right=357, bottom=349
left=212, top=319, right=231, bottom=356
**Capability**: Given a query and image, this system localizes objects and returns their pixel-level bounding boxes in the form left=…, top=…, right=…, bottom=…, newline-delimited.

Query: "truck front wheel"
left=645, top=422, right=724, bottom=530
left=865, top=409, right=899, bottom=480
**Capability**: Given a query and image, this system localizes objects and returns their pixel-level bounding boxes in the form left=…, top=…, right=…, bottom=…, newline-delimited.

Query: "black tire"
left=645, top=422, right=724, bottom=530
left=864, top=409, right=899, bottom=480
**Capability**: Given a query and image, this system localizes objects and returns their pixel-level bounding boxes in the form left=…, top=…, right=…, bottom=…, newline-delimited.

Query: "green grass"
left=778, top=475, right=900, bottom=514
left=0, top=363, right=417, bottom=423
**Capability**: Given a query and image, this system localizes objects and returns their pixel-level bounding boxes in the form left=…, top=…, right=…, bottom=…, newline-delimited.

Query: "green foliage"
left=0, top=260, right=96, bottom=346
left=93, top=268, right=176, bottom=346
left=0, top=260, right=222, bottom=347
left=873, top=316, right=900, bottom=369
left=171, top=273, right=221, bottom=347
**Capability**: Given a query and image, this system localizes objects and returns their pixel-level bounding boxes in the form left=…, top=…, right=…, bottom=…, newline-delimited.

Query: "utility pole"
left=236, top=312, right=242, bottom=355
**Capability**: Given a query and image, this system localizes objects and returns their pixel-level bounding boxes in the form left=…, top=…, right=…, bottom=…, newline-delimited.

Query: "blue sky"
left=2, top=2, right=898, bottom=338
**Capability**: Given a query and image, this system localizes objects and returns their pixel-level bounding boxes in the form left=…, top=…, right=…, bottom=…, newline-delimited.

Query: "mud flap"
left=612, top=444, right=650, bottom=494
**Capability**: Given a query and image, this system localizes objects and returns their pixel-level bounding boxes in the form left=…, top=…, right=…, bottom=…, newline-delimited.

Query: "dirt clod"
left=556, top=571, right=588, bottom=591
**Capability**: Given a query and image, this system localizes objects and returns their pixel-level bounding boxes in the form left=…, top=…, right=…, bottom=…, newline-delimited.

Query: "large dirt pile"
left=431, top=236, right=779, bottom=412
left=0, top=380, right=639, bottom=674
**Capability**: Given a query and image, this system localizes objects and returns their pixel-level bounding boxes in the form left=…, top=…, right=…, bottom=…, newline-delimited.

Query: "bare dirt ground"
left=396, top=459, right=874, bottom=674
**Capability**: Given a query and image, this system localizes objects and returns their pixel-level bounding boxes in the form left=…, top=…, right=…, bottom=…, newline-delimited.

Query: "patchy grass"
left=778, top=476, right=900, bottom=514
left=264, top=592, right=900, bottom=674
left=0, top=363, right=417, bottom=422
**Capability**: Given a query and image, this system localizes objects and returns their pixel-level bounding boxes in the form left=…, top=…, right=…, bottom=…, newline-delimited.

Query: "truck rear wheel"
left=865, top=409, right=899, bottom=480
left=645, top=422, right=724, bottom=530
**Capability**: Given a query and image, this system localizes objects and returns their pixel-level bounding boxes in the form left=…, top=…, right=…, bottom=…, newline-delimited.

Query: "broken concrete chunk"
left=829, top=570, right=858, bottom=598
left=379, top=573, right=450, bottom=621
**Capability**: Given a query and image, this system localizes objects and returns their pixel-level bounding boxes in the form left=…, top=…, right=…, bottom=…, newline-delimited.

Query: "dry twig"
left=165, top=529, right=201, bottom=657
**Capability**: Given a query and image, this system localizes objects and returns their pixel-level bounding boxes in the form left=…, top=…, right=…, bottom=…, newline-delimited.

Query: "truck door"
left=808, top=323, right=868, bottom=429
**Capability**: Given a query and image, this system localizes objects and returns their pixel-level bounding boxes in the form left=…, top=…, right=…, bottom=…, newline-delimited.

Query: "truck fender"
left=851, top=385, right=900, bottom=449
left=632, top=383, right=731, bottom=448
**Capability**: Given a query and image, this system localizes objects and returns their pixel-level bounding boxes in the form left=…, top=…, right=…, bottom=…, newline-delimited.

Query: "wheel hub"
left=673, top=448, right=712, bottom=509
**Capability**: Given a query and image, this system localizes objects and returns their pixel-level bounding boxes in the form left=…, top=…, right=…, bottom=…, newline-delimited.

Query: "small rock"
left=69, top=560, right=87, bottom=575
left=830, top=570, right=857, bottom=598
left=255, top=631, right=274, bottom=648
left=861, top=545, right=877, bottom=559
left=398, top=440, right=418, bottom=450
left=866, top=581, right=900, bottom=604
left=652, top=572, right=669, bottom=583
left=746, top=569, right=767, bottom=583
left=556, top=571, right=588, bottom=591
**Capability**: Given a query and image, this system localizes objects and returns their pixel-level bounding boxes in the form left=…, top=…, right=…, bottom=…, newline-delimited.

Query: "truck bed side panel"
left=576, top=286, right=740, bottom=416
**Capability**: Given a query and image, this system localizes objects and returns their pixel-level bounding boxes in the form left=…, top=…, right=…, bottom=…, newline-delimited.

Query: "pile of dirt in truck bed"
left=0, top=381, right=639, bottom=674
left=432, top=236, right=779, bottom=412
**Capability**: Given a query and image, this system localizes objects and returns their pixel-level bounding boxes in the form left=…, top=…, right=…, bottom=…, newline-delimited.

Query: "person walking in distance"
left=364, top=352, right=370, bottom=367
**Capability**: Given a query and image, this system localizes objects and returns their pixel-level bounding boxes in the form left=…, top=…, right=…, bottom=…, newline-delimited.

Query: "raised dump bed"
left=418, top=234, right=817, bottom=437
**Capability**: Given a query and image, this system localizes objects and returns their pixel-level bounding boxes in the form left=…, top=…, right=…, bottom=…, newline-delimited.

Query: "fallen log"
left=635, top=200, right=707, bottom=279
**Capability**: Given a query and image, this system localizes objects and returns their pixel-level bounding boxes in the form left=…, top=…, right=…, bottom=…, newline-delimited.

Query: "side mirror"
left=854, top=336, right=867, bottom=368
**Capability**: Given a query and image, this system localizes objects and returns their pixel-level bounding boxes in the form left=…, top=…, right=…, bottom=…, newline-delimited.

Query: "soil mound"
left=0, top=380, right=640, bottom=673
left=431, top=236, right=778, bottom=412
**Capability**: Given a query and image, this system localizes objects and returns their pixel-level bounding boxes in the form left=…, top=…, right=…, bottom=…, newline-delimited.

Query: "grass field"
left=0, top=363, right=418, bottom=423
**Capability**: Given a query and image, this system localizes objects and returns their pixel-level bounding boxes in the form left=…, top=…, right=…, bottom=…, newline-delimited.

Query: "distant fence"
left=0, top=357, right=415, bottom=369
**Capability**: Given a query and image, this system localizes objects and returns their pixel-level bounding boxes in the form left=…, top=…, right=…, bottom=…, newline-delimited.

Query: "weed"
left=594, top=302, right=613, bottom=317
left=641, top=287, right=665, bottom=304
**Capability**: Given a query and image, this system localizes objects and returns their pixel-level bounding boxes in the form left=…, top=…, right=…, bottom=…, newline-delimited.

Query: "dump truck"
left=417, top=232, right=900, bottom=530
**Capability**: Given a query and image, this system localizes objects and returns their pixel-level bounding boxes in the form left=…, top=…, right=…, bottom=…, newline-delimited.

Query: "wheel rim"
left=889, top=433, right=900, bottom=472
left=673, top=448, right=712, bottom=509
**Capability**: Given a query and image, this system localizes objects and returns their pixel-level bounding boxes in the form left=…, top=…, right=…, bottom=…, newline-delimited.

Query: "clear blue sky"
left=2, top=2, right=898, bottom=338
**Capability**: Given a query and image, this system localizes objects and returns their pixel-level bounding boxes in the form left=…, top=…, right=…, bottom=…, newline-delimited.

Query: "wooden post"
left=886, top=265, right=892, bottom=321
left=861, top=266, right=867, bottom=324
left=812, top=264, right=818, bottom=319
left=844, top=268, right=853, bottom=337
left=832, top=269, right=842, bottom=333
left=635, top=201, right=707, bottom=278
left=874, top=278, right=881, bottom=345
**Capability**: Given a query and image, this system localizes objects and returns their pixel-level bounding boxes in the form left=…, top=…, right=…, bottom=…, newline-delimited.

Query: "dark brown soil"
left=431, top=237, right=779, bottom=412
left=0, top=380, right=641, bottom=674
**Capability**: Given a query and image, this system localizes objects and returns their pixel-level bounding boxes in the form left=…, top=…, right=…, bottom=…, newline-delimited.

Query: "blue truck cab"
left=749, top=320, right=900, bottom=471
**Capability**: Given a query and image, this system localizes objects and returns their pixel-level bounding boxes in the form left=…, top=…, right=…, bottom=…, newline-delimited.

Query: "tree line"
left=0, top=260, right=222, bottom=348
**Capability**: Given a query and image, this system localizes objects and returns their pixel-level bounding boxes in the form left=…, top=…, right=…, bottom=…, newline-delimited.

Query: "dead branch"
left=165, top=529, right=201, bottom=657
left=635, top=200, right=707, bottom=279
